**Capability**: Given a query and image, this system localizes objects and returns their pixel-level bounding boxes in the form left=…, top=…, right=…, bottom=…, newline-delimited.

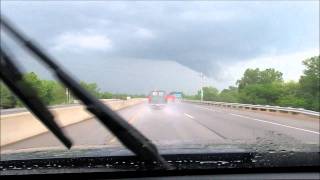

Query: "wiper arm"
left=0, top=47, right=72, bottom=149
left=1, top=16, right=171, bottom=169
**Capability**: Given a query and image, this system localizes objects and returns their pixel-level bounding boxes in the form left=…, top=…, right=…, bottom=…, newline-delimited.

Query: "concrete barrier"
left=0, top=98, right=146, bottom=146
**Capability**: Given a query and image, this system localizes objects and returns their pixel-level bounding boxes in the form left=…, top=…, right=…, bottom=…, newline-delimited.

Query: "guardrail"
left=183, top=99, right=320, bottom=118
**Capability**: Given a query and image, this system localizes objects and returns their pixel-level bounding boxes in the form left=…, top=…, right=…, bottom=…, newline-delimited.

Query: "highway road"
left=2, top=102, right=319, bottom=152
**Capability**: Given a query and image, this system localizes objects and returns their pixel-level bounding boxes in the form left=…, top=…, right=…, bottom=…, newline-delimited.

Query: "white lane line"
left=184, top=113, right=194, bottom=119
left=230, top=113, right=320, bottom=135
left=110, top=138, right=117, bottom=143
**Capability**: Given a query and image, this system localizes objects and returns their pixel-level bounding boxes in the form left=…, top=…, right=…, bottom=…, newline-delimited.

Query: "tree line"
left=0, top=72, right=145, bottom=109
left=183, top=56, right=319, bottom=112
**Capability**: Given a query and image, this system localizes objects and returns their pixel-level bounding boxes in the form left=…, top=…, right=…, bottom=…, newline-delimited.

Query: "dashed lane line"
left=230, top=113, right=319, bottom=135
left=193, top=105, right=319, bottom=135
left=183, top=112, right=227, bottom=140
left=184, top=113, right=194, bottom=119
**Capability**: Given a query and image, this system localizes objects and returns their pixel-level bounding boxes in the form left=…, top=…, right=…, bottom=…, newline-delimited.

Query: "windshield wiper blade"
left=0, top=47, right=72, bottom=149
left=1, top=16, right=171, bottom=169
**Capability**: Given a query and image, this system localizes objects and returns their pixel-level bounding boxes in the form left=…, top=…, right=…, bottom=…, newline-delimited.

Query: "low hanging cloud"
left=134, top=27, right=155, bottom=39
left=1, top=1, right=319, bottom=82
left=53, top=32, right=113, bottom=52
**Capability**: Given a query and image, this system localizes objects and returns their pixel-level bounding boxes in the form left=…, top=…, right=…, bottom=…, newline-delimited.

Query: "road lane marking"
left=109, top=108, right=143, bottom=143
left=230, top=113, right=320, bottom=135
left=109, top=138, right=117, bottom=143
left=184, top=113, right=227, bottom=139
left=184, top=113, right=194, bottom=119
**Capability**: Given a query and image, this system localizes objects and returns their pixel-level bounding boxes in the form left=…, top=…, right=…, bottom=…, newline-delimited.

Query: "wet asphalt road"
left=2, top=102, right=319, bottom=152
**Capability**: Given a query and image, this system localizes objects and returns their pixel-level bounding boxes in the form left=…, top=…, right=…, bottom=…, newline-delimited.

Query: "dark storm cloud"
left=1, top=1, right=319, bottom=78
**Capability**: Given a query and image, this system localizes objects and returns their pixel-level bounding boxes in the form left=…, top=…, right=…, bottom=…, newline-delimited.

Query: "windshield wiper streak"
left=0, top=47, right=72, bottom=149
left=1, top=16, right=171, bottom=169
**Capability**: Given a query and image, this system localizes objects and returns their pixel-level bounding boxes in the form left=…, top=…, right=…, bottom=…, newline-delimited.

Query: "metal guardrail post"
left=182, top=99, right=319, bottom=118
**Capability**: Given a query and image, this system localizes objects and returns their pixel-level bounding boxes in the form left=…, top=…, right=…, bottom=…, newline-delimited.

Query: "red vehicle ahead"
left=166, top=92, right=176, bottom=102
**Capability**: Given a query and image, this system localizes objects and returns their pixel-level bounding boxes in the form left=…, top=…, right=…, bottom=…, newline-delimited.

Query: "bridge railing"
left=182, top=99, right=320, bottom=118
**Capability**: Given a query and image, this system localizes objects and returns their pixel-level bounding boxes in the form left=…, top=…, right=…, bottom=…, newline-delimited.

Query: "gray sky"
left=1, top=1, right=319, bottom=94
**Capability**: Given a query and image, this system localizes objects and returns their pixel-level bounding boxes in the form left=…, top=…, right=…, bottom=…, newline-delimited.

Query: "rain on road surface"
left=2, top=102, right=319, bottom=152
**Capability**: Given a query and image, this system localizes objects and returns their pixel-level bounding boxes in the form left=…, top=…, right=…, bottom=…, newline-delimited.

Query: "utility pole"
left=66, top=88, right=70, bottom=104
left=69, top=90, right=72, bottom=103
left=65, top=88, right=68, bottom=104
left=200, top=72, right=204, bottom=101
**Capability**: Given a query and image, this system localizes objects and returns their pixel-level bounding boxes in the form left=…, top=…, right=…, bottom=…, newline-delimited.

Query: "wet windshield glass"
left=0, top=1, right=319, bottom=164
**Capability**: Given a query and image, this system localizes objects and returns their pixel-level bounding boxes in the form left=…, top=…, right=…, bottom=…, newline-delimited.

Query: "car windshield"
left=0, top=1, right=319, bottom=170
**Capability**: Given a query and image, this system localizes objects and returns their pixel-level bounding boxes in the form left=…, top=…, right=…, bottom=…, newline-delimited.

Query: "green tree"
left=197, top=86, right=219, bottom=101
left=237, top=68, right=283, bottom=89
left=80, top=81, right=100, bottom=98
left=238, top=83, right=283, bottom=105
left=41, top=80, right=56, bottom=105
left=0, top=81, right=17, bottom=108
left=100, top=91, right=113, bottom=99
left=236, top=68, right=260, bottom=89
left=259, top=68, right=283, bottom=84
left=22, top=72, right=66, bottom=105
left=299, top=56, right=320, bottom=111
left=219, top=86, right=239, bottom=103
left=21, top=72, right=67, bottom=105
left=45, top=81, right=67, bottom=105
left=276, top=95, right=307, bottom=108
left=182, top=56, right=319, bottom=111
left=275, top=81, right=306, bottom=108
left=236, top=68, right=284, bottom=105
left=182, top=93, right=199, bottom=100
left=23, top=72, right=46, bottom=99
